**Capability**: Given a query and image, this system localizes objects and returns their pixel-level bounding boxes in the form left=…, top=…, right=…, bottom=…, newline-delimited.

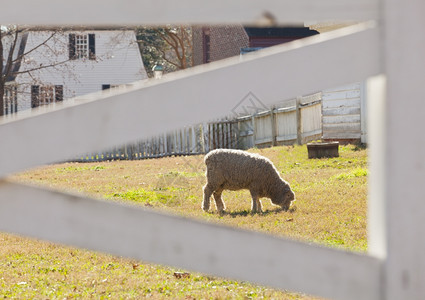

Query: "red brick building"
left=192, top=25, right=319, bottom=65
left=192, top=25, right=249, bottom=65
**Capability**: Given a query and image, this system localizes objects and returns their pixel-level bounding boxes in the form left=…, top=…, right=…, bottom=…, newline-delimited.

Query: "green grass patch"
left=8, top=144, right=367, bottom=299
left=107, top=188, right=180, bottom=207
left=332, top=168, right=368, bottom=180
left=55, top=165, right=107, bottom=173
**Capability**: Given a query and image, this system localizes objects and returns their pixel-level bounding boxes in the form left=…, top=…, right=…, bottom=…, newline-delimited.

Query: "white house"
left=3, top=28, right=147, bottom=114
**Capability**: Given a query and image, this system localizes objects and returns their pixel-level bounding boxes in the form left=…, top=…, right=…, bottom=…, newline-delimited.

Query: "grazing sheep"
left=202, top=149, right=295, bottom=213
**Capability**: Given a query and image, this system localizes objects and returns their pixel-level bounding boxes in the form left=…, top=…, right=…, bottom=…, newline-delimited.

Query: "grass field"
left=2, top=144, right=368, bottom=299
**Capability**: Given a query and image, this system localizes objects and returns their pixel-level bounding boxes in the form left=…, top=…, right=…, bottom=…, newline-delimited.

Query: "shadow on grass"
left=353, top=143, right=367, bottom=151
left=214, top=206, right=297, bottom=218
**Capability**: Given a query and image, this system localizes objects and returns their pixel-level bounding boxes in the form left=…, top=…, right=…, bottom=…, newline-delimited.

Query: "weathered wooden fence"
left=74, top=122, right=235, bottom=162
left=76, top=125, right=204, bottom=162
left=76, top=93, right=321, bottom=161
left=322, top=82, right=364, bottom=142
left=238, top=92, right=322, bottom=148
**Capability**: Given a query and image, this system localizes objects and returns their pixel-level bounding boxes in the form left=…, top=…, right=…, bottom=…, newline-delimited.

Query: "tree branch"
left=11, top=58, right=71, bottom=76
left=157, top=47, right=181, bottom=69
left=11, top=31, right=58, bottom=64
left=161, top=29, right=185, bottom=69
left=4, top=29, right=20, bottom=80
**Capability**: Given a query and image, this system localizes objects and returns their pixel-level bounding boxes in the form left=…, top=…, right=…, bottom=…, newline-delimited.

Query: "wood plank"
left=276, top=112, right=297, bottom=137
left=0, top=24, right=380, bottom=177
left=322, top=90, right=361, bottom=101
left=276, top=106, right=296, bottom=113
left=323, top=115, right=361, bottom=124
left=0, top=0, right=379, bottom=26
left=301, top=129, right=322, bottom=138
left=296, top=97, right=302, bottom=145
left=300, top=92, right=322, bottom=104
left=254, top=137, right=273, bottom=145
left=323, top=123, right=361, bottom=132
left=322, top=132, right=361, bottom=139
left=383, top=0, right=425, bottom=298
left=301, top=104, right=322, bottom=132
left=276, top=134, right=298, bottom=142
left=0, top=180, right=382, bottom=300
left=322, top=107, right=361, bottom=116
left=322, top=98, right=361, bottom=109
left=367, top=75, right=386, bottom=260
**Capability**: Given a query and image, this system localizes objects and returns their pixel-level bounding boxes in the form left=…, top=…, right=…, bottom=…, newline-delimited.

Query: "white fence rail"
left=2, top=0, right=379, bottom=25
left=0, top=179, right=381, bottom=300
left=1, top=1, right=424, bottom=299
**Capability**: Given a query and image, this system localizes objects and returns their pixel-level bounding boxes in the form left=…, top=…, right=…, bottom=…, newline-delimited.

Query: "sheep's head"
left=281, top=187, right=295, bottom=211
left=272, top=184, right=295, bottom=211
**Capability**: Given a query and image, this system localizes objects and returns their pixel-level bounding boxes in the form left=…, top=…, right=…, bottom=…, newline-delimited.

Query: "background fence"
left=75, top=92, right=322, bottom=162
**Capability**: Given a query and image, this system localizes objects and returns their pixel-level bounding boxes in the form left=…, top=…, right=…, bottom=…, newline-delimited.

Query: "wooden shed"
left=322, top=82, right=367, bottom=144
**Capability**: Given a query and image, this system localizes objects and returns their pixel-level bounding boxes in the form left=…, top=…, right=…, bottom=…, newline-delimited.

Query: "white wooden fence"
left=75, top=125, right=205, bottom=162
left=74, top=122, right=234, bottom=162
left=0, top=1, right=424, bottom=300
left=77, top=93, right=321, bottom=161
left=236, top=93, right=322, bottom=149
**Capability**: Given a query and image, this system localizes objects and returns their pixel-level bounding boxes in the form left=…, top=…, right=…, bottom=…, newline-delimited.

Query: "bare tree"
left=137, top=25, right=193, bottom=77
left=0, top=26, right=75, bottom=116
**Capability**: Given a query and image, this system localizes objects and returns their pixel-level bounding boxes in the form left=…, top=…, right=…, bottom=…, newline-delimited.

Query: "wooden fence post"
left=296, top=97, right=302, bottom=145
left=252, top=115, right=256, bottom=147
left=271, top=106, right=277, bottom=146
left=202, top=123, right=208, bottom=153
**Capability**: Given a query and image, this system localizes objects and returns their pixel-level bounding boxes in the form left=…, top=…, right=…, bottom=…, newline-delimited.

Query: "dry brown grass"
left=2, top=144, right=367, bottom=299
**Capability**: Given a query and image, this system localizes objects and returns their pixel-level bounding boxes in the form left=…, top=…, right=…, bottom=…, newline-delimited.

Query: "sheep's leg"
left=250, top=191, right=262, bottom=213
left=202, top=184, right=214, bottom=212
left=213, top=189, right=225, bottom=212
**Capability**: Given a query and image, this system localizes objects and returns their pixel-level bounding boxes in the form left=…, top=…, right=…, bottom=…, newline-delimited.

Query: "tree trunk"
left=0, top=84, right=4, bottom=117
left=0, top=30, right=4, bottom=117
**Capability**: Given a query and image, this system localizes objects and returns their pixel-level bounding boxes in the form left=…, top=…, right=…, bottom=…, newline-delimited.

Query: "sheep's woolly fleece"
left=202, top=149, right=295, bottom=213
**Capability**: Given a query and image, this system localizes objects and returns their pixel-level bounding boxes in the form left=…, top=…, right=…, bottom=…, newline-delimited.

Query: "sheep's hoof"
left=288, top=206, right=297, bottom=213
left=217, top=208, right=226, bottom=215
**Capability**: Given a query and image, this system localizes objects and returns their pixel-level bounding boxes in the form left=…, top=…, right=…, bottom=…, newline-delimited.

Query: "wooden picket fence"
left=75, top=93, right=321, bottom=162
left=74, top=123, right=232, bottom=162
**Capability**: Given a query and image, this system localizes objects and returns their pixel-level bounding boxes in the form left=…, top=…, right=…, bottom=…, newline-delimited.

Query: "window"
left=69, top=33, right=96, bottom=60
left=75, top=34, right=88, bottom=59
left=102, top=84, right=130, bottom=92
left=202, top=28, right=211, bottom=63
left=4, top=85, right=18, bottom=115
left=31, top=85, right=64, bottom=108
